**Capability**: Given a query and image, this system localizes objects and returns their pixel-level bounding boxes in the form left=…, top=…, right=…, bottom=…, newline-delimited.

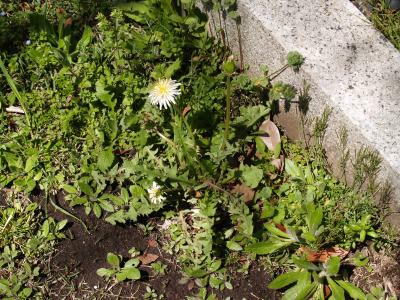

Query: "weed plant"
left=0, top=191, right=66, bottom=298
left=0, top=0, right=397, bottom=299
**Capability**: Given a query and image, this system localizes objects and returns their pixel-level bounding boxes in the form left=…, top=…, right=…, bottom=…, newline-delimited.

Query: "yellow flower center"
left=157, top=84, right=168, bottom=96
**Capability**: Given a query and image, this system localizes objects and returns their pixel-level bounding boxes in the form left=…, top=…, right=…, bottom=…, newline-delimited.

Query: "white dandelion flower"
left=147, top=181, right=166, bottom=204
left=148, top=78, right=181, bottom=110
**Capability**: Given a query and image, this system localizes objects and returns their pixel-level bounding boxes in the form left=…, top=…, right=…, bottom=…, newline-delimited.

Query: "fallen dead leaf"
left=259, top=120, right=281, bottom=151
left=182, top=106, right=191, bottom=117
left=232, top=184, right=255, bottom=202
left=324, top=285, right=332, bottom=298
left=298, top=246, right=349, bottom=263
left=147, top=239, right=158, bottom=248
left=275, top=223, right=287, bottom=233
left=139, top=253, right=159, bottom=265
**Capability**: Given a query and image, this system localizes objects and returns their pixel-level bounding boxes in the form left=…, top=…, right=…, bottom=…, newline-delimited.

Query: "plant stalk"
left=222, top=75, right=232, bottom=150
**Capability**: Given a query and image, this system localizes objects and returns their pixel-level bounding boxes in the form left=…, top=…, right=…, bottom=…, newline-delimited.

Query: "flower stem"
left=222, top=75, right=232, bottom=150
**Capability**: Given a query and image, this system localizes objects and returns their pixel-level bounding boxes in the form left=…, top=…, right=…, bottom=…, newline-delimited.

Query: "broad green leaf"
left=265, top=223, right=290, bottom=239
left=0, top=280, right=9, bottom=292
left=337, top=280, right=366, bottom=300
left=96, top=268, right=114, bottom=278
left=20, top=288, right=32, bottom=298
left=97, top=148, right=114, bottom=172
left=42, top=220, right=50, bottom=237
left=327, top=277, right=345, bottom=300
left=225, top=281, right=233, bottom=290
left=62, top=184, right=78, bottom=194
left=281, top=273, right=312, bottom=300
left=125, top=258, right=140, bottom=267
left=116, top=272, right=127, bottom=282
left=209, top=260, right=222, bottom=272
left=78, top=180, right=94, bottom=196
left=326, top=256, right=341, bottom=276
left=165, top=59, right=181, bottom=78
left=57, top=219, right=68, bottom=230
left=292, top=256, right=320, bottom=271
left=25, top=153, right=38, bottom=172
left=245, top=239, right=292, bottom=255
left=76, top=26, right=92, bottom=49
left=93, top=203, right=102, bottom=218
left=240, top=164, right=263, bottom=188
left=99, top=200, right=114, bottom=212
left=268, top=271, right=304, bottom=289
left=308, top=206, right=323, bottom=232
left=186, top=267, right=208, bottom=278
left=226, top=241, right=243, bottom=251
left=96, top=79, right=116, bottom=109
left=234, top=105, right=270, bottom=128
left=285, top=159, right=303, bottom=179
left=107, top=253, right=120, bottom=268
left=122, top=267, right=141, bottom=280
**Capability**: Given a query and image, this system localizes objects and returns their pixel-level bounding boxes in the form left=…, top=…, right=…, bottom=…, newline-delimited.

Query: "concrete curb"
left=213, top=0, right=400, bottom=224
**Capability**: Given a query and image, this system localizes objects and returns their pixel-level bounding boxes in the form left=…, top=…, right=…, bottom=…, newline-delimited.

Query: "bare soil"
left=44, top=194, right=281, bottom=299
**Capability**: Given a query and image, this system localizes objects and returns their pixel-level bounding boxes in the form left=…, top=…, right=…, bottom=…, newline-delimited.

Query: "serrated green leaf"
left=240, top=164, right=263, bottom=188
left=97, top=148, right=114, bottom=172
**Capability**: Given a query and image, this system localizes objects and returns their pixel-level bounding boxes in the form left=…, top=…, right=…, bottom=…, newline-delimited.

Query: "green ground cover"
left=0, top=0, right=398, bottom=299
left=370, top=0, right=400, bottom=49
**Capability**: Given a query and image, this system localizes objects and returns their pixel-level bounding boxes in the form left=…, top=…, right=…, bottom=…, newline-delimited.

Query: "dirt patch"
left=43, top=194, right=280, bottom=299
left=351, top=247, right=400, bottom=297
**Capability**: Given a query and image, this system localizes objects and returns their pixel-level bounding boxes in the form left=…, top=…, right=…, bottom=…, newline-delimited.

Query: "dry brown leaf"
left=259, top=120, right=281, bottom=151
left=139, top=253, right=159, bottom=265
left=64, top=17, right=73, bottom=27
left=147, top=239, right=158, bottom=248
left=271, top=155, right=285, bottom=171
left=182, top=106, right=191, bottom=117
left=187, top=280, right=195, bottom=291
left=195, top=191, right=202, bottom=198
left=232, top=184, right=255, bottom=202
left=275, top=223, right=287, bottom=233
left=298, top=246, right=349, bottom=263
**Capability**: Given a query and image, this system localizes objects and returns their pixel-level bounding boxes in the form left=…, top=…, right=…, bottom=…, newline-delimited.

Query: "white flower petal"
left=148, top=78, right=181, bottom=110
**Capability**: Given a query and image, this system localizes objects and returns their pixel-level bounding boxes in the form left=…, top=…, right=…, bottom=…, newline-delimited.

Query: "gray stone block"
left=207, top=0, right=400, bottom=225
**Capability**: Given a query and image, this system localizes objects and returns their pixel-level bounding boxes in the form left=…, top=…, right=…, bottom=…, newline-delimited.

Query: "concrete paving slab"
left=210, top=0, right=400, bottom=225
